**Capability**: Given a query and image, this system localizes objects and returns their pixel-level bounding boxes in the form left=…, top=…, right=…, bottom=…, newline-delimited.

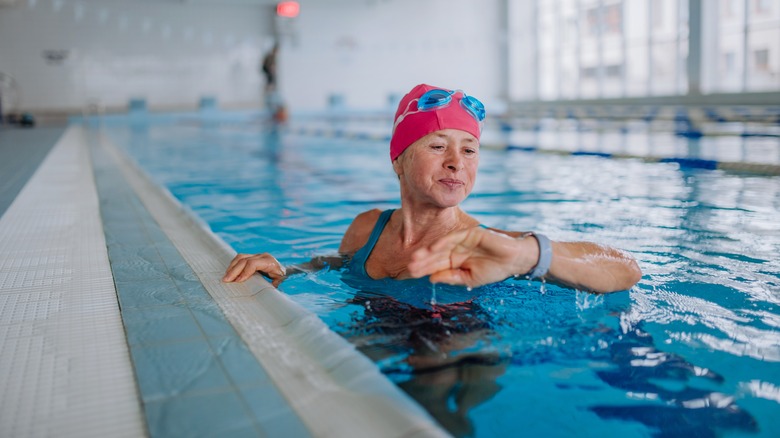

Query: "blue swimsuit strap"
left=351, top=209, right=395, bottom=278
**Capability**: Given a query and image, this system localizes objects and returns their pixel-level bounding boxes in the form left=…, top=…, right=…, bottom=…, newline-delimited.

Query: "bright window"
left=509, top=0, right=780, bottom=101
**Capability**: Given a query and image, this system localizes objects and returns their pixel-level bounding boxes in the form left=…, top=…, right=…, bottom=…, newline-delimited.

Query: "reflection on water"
left=111, top=121, right=780, bottom=437
left=325, top=275, right=762, bottom=437
left=339, top=292, right=507, bottom=438
left=590, top=321, right=759, bottom=437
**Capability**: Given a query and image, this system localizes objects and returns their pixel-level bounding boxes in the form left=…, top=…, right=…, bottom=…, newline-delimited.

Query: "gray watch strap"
left=524, top=232, right=552, bottom=279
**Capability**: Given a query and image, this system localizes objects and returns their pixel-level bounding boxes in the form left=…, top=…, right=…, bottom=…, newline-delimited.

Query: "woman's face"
left=393, top=129, right=480, bottom=208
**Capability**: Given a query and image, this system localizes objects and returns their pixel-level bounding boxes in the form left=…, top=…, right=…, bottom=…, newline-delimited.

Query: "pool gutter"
left=95, top=127, right=450, bottom=437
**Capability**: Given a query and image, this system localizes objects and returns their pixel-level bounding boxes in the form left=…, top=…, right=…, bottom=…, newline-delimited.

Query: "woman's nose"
left=444, top=150, right=463, bottom=170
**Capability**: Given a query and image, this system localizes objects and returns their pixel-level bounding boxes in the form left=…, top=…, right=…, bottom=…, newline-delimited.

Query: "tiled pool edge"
left=88, top=127, right=310, bottom=437
left=93, top=127, right=451, bottom=437
left=0, top=127, right=145, bottom=437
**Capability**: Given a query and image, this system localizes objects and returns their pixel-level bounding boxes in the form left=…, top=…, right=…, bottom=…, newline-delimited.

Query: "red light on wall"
left=276, top=1, right=300, bottom=18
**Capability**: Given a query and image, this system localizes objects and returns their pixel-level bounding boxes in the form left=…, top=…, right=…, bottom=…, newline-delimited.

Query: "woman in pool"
left=223, top=83, right=642, bottom=293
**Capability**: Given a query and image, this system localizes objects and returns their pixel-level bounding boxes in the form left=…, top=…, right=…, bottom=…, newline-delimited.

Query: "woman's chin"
left=434, top=195, right=467, bottom=208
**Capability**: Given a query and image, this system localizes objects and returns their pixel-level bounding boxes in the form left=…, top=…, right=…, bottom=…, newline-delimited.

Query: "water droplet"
left=466, top=286, right=473, bottom=292
left=430, top=283, right=437, bottom=306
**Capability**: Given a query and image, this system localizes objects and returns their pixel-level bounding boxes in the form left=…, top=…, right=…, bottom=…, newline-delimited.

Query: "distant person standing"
left=261, top=42, right=287, bottom=122
left=261, top=43, right=278, bottom=92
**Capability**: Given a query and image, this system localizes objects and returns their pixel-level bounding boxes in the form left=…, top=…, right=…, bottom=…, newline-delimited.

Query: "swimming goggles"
left=392, top=89, right=486, bottom=134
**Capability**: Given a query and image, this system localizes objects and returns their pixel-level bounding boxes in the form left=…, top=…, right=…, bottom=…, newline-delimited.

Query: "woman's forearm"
left=286, top=255, right=347, bottom=275
left=544, top=241, right=642, bottom=293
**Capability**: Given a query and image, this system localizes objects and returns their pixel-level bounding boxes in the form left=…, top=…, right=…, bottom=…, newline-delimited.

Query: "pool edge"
left=93, top=126, right=451, bottom=438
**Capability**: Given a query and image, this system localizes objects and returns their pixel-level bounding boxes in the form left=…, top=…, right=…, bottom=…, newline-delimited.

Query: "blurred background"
left=0, top=0, right=778, bottom=119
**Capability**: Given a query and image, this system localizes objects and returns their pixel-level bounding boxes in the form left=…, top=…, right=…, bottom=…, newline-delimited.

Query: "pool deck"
left=0, top=124, right=450, bottom=438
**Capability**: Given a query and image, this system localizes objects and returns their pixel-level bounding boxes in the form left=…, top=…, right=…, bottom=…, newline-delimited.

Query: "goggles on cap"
left=392, top=89, right=486, bottom=134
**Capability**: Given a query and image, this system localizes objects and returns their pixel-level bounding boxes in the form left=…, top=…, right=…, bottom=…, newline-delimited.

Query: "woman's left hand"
left=222, top=252, right=286, bottom=287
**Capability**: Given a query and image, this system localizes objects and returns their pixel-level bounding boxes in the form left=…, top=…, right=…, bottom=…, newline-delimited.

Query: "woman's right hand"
left=407, top=228, right=538, bottom=288
left=222, top=253, right=286, bottom=287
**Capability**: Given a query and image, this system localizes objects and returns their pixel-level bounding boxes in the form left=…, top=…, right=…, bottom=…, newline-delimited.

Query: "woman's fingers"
left=408, top=229, right=485, bottom=278
left=240, top=256, right=285, bottom=281
left=427, top=229, right=472, bottom=253
left=222, top=253, right=285, bottom=283
left=408, top=247, right=453, bottom=278
left=428, top=269, right=470, bottom=286
left=224, top=253, right=253, bottom=276
left=408, top=228, right=524, bottom=287
left=222, top=257, right=248, bottom=282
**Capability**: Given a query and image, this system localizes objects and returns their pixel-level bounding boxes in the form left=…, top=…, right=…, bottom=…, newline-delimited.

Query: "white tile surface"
left=0, top=126, right=145, bottom=437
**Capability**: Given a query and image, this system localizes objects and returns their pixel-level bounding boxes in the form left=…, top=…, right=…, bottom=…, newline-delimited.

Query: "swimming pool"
left=106, top=117, right=780, bottom=437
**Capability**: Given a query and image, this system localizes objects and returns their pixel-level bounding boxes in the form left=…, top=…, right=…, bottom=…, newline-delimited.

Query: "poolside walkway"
left=0, top=126, right=144, bottom=436
left=0, top=124, right=449, bottom=438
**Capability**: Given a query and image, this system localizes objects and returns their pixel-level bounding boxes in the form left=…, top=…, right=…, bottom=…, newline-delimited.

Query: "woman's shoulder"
left=352, top=208, right=387, bottom=231
left=338, top=209, right=386, bottom=255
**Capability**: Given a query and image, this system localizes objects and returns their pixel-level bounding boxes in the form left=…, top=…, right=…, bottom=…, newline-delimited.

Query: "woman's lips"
left=439, top=178, right=465, bottom=188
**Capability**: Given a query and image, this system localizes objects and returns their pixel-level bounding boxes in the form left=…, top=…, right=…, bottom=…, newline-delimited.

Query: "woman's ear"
left=392, top=155, right=403, bottom=177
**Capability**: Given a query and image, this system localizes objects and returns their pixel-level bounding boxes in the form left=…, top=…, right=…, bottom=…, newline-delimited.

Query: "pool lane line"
left=0, top=126, right=145, bottom=437
left=288, top=125, right=780, bottom=176
left=88, top=127, right=308, bottom=437
left=95, top=129, right=451, bottom=438
left=503, top=145, right=780, bottom=175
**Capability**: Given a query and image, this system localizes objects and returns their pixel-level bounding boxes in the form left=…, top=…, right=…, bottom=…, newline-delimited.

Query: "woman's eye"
left=430, top=145, right=445, bottom=150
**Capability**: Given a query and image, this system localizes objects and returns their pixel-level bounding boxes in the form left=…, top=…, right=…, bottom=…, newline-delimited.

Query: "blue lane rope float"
left=291, top=122, right=780, bottom=176
left=659, top=157, right=719, bottom=170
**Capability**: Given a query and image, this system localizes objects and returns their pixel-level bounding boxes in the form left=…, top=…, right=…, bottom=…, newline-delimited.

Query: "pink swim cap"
left=389, top=84, right=482, bottom=161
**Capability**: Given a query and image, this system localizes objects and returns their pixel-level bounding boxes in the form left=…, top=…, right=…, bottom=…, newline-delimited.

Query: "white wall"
left=279, top=0, right=505, bottom=111
left=0, top=0, right=505, bottom=114
left=506, top=0, right=536, bottom=101
left=0, top=0, right=274, bottom=113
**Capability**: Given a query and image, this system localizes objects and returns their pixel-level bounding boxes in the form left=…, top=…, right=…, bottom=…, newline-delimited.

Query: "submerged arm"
left=287, top=255, right=347, bottom=274
left=223, top=209, right=379, bottom=287
left=222, top=253, right=346, bottom=287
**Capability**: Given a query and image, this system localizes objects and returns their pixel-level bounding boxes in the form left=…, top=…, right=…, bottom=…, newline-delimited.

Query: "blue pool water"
left=107, top=118, right=780, bottom=437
